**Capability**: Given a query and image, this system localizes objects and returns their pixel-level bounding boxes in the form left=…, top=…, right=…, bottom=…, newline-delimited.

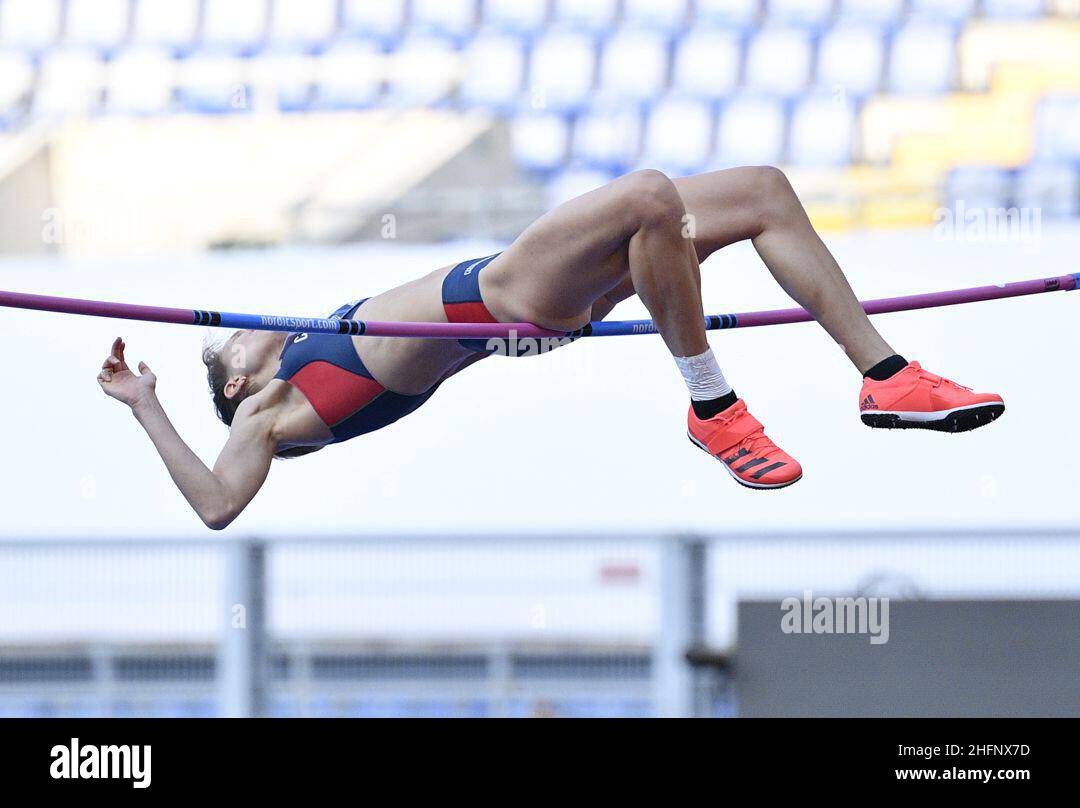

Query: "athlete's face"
left=221, top=330, right=283, bottom=399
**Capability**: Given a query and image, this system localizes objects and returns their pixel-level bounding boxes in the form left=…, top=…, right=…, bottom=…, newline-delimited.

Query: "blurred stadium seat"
left=744, top=26, right=813, bottom=97
left=888, top=23, right=957, bottom=94
left=909, top=0, right=977, bottom=23
left=671, top=28, right=742, bottom=99
left=623, top=0, right=691, bottom=33
left=412, top=0, right=478, bottom=41
left=202, top=0, right=268, bottom=54
left=816, top=23, right=885, bottom=97
left=836, top=0, right=905, bottom=24
left=642, top=97, right=715, bottom=175
left=1015, top=162, right=1079, bottom=217
left=268, top=0, right=338, bottom=50
left=33, top=48, right=104, bottom=118
left=64, top=0, right=130, bottom=51
left=460, top=32, right=526, bottom=111
left=597, top=28, right=670, bottom=104
left=789, top=93, right=857, bottom=167
left=572, top=104, right=643, bottom=170
left=1035, top=94, right=1080, bottom=162
left=982, top=0, right=1048, bottom=18
left=341, top=0, right=406, bottom=42
left=0, top=0, right=62, bottom=50
left=696, top=0, right=761, bottom=28
left=105, top=47, right=176, bottom=114
left=485, top=0, right=548, bottom=34
left=553, top=0, right=619, bottom=33
left=314, top=40, right=383, bottom=109
left=176, top=52, right=249, bottom=113
left=131, top=0, right=200, bottom=50
left=768, top=0, right=835, bottom=27
left=942, top=165, right=1013, bottom=210
left=512, top=111, right=569, bottom=171
left=529, top=29, right=596, bottom=111
left=715, top=93, right=786, bottom=166
left=386, top=35, right=458, bottom=107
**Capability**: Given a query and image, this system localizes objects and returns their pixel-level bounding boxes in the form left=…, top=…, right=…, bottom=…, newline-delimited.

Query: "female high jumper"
left=96, top=168, right=1003, bottom=528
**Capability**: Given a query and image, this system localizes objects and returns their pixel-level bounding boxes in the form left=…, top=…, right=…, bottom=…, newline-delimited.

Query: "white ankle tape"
left=674, top=348, right=732, bottom=401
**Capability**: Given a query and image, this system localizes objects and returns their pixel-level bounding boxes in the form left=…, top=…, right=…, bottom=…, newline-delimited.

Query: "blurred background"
left=0, top=0, right=1078, bottom=717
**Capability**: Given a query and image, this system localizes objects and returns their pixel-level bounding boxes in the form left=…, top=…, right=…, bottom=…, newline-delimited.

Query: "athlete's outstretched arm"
left=97, top=338, right=275, bottom=530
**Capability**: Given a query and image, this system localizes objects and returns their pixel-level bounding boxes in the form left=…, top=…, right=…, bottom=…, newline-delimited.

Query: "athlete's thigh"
left=480, top=174, right=647, bottom=330
left=673, top=167, right=774, bottom=262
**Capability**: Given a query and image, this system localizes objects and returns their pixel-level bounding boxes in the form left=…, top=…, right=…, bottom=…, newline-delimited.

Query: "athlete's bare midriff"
left=349, top=264, right=477, bottom=396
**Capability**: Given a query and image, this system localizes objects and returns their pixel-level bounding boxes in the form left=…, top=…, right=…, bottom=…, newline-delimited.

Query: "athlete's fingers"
left=111, top=337, right=130, bottom=371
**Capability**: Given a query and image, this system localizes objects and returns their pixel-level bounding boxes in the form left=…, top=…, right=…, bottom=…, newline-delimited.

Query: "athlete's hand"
left=97, top=338, right=157, bottom=409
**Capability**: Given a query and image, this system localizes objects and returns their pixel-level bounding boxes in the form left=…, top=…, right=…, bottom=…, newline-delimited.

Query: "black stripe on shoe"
left=735, top=457, right=769, bottom=474
left=751, top=461, right=786, bottom=480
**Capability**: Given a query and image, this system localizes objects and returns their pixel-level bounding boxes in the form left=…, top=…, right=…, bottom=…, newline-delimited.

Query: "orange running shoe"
left=859, top=361, right=1004, bottom=432
left=687, top=400, right=803, bottom=490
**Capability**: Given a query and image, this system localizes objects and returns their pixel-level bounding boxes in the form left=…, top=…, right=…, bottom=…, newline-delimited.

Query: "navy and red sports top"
left=274, top=299, right=439, bottom=444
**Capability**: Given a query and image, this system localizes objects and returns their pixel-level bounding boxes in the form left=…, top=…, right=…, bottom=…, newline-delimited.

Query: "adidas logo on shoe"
left=860, top=394, right=879, bottom=411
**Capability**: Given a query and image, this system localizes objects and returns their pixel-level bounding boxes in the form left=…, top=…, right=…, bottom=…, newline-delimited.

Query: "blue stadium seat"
left=64, top=0, right=130, bottom=51
left=552, top=0, right=619, bottom=33
left=836, top=0, right=905, bottom=25
left=0, top=48, right=33, bottom=121
left=411, top=0, right=478, bottom=41
left=908, top=0, right=977, bottom=23
left=767, top=0, right=835, bottom=28
left=269, top=0, right=338, bottom=50
left=105, top=47, right=177, bottom=114
left=32, top=48, right=106, bottom=117
left=484, top=0, right=548, bottom=34
left=385, top=35, right=458, bottom=107
left=623, top=0, right=691, bottom=33
left=1035, top=95, right=1080, bottom=163
left=982, top=0, right=1047, bottom=18
left=460, top=32, right=527, bottom=110
left=176, top=51, right=250, bottom=113
left=694, top=0, right=761, bottom=29
left=789, top=93, right=857, bottom=166
left=943, top=165, right=1013, bottom=210
left=888, top=23, right=956, bottom=94
left=250, top=47, right=316, bottom=111
left=528, top=30, right=597, bottom=112
left=546, top=167, right=617, bottom=208
left=641, top=97, right=715, bottom=175
left=1015, top=163, right=1079, bottom=219
left=511, top=111, right=570, bottom=171
left=597, top=28, right=670, bottom=104
left=0, top=0, right=62, bottom=50
left=744, top=26, right=813, bottom=97
left=816, top=23, right=885, bottom=97
left=571, top=104, right=643, bottom=170
left=313, top=40, right=383, bottom=108
left=714, top=94, right=786, bottom=167
left=201, top=0, right=268, bottom=54
left=131, top=0, right=200, bottom=50
left=341, top=0, right=406, bottom=42
left=671, top=28, right=742, bottom=100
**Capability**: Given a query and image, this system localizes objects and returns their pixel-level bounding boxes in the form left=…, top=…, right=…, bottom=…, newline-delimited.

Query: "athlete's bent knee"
left=750, top=165, right=799, bottom=228
left=622, top=169, right=686, bottom=230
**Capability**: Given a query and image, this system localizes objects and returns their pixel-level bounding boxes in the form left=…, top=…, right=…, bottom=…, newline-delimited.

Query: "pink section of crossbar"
left=735, top=275, right=1077, bottom=329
